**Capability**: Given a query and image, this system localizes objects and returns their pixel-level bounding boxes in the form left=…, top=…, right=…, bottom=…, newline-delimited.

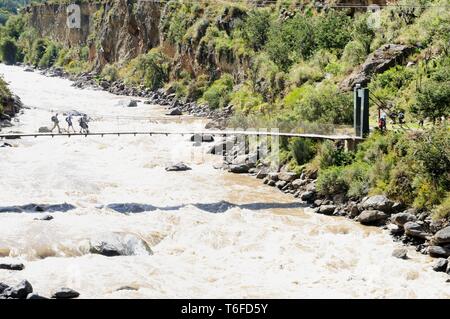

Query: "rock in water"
left=51, top=288, right=80, bottom=299
left=1, top=280, right=33, bottom=299
left=34, top=214, right=54, bottom=221
left=433, top=226, right=450, bottom=245
left=165, top=162, right=192, bottom=172
left=392, top=248, right=408, bottom=259
left=0, top=263, right=24, bottom=271
left=391, top=212, right=417, bottom=227
left=27, top=293, right=48, bottom=299
left=127, top=100, right=138, bottom=107
left=432, top=258, right=448, bottom=272
left=357, top=210, right=388, bottom=225
left=318, top=205, right=337, bottom=216
left=228, top=164, right=249, bottom=174
left=166, top=108, right=182, bottom=116
left=0, top=283, right=9, bottom=294
left=190, top=134, right=214, bottom=143
left=428, top=245, right=450, bottom=258
left=403, top=222, right=430, bottom=239
left=361, top=195, right=394, bottom=213
left=89, top=232, right=153, bottom=257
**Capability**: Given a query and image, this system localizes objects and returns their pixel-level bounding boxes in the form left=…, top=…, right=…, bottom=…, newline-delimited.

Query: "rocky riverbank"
left=207, top=135, right=450, bottom=278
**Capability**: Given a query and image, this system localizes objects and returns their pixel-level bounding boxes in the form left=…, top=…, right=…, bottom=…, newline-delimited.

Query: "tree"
left=0, top=37, right=18, bottom=64
left=412, top=79, right=450, bottom=123
left=242, top=9, right=271, bottom=51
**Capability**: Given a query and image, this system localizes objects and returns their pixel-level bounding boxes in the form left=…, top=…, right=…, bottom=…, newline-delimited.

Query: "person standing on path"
left=50, top=113, right=61, bottom=133
left=66, top=114, right=75, bottom=133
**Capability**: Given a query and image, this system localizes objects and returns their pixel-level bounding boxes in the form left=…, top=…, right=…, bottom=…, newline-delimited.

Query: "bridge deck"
left=0, top=130, right=362, bottom=141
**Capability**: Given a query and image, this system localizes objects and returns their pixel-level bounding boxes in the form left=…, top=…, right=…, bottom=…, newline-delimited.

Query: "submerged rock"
left=165, top=162, right=192, bottom=172
left=392, top=248, right=409, bottom=260
left=89, top=232, right=153, bottom=257
left=432, top=258, right=448, bottom=272
left=51, top=288, right=80, bottom=299
left=357, top=210, right=388, bottom=225
left=1, top=280, right=33, bottom=299
left=317, top=205, right=337, bottom=216
left=166, top=108, right=182, bottom=116
left=0, top=263, right=24, bottom=271
left=27, top=293, right=48, bottom=299
left=34, top=214, right=54, bottom=221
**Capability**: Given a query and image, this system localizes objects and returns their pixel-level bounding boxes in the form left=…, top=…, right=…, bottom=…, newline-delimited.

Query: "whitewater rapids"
left=0, top=64, right=448, bottom=298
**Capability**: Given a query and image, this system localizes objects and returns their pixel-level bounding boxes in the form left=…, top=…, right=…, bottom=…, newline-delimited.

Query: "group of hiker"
left=50, top=113, right=90, bottom=134
left=378, top=109, right=406, bottom=132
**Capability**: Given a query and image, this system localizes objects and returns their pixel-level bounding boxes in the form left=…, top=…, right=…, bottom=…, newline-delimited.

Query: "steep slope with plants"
left=0, top=0, right=448, bottom=219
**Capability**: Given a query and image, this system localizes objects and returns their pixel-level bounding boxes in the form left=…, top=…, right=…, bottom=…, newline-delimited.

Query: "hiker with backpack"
left=66, top=114, right=76, bottom=133
left=50, top=113, right=61, bottom=133
left=79, top=114, right=89, bottom=134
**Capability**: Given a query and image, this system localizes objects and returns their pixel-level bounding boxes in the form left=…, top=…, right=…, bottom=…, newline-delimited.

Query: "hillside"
left=0, top=0, right=448, bottom=218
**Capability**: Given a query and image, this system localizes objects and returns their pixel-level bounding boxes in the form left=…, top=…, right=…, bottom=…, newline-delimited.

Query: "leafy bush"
left=101, top=64, right=119, bottom=82
left=120, top=49, right=169, bottom=90
left=0, top=37, right=17, bottom=64
left=38, top=42, right=59, bottom=68
left=317, top=166, right=348, bottom=196
left=412, top=78, right=450, bottom=123
left=284, top=82, right=353, bottom=124
left=289, top=138, right=316, bottom=166
left=200, top=73, right=233, bottom=109
left=316, top=140, right=355, bottom=169
left=313, top=9, right=352, bottom=51
left=242, top=9, right=271, bottom=50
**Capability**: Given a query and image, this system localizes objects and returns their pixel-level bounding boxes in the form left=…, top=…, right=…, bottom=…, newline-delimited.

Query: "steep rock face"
left=26, top=0, right=161, bottom=68
left=26, top=2, right=100, bottom=48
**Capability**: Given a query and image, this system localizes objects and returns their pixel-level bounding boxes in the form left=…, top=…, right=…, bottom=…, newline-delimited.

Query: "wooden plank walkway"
left=0, top=130, right=362, bottom=141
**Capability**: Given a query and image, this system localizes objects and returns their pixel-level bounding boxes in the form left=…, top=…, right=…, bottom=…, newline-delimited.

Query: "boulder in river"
left=0, top=283, right=8, bottom=294
left=51, top=288, right=80, bottom=299
left=432, top=258, right=448, bottom=272
left=428, top=245, right=450, bottom=258
left=0, top=263, right=24, bottom=271
left=166, top=108, right=182, bottom=116
left=228, top=164, right=250, bottom=174
left=127, top=100, right=139, bottom=107
left=38, top=126, right=52, bottom=133
left=27, top=293, right=48, bottom=299
left=403, top=222, right=430, bottom=240
left=432, top=226, right=450, bottom=245
left=34, top=214, right=54, bottom=221
left=357, top=210, right=388, bottom=225
left=165, top=162, right=192, bottom=172
left=361, top=195, right=394, bottom=213
left=89, top=232, right=153, bottom=257
left=317, top=205, right=337, bottom=216
left=300, top=191, right=315, bottom=202
left=391, top=211, right=417, bottom=227
left=1, top=280, right=33, bottom=299
left=392, top=248, right=409, bottom=259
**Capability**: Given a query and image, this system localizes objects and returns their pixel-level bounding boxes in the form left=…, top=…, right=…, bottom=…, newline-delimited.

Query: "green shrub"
left=317, top=166, right=348, bottom=196
left=316, top=140, right=355, bottom=169
left=242, top=9, right=271, bottom=50
left=200, top=73, right=233, bottom=109
left=313, top=9, right=352, bottom=51
left=0, top=37, right=17, bottom=64
left=342, top=162, right=370, bottom=198
left=289, top=138, right=316, bottom=166
left=120, top=49, right=169, bottom=90
left=433, top=194, right=450, bottom=221
left=38, top=42, right=59, bottom=68
left=101, top=64, right=119, bottom=82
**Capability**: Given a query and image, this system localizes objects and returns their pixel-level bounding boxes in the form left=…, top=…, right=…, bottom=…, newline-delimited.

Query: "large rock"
left=166, top=108, right=182, bottom=116
left=207, top=138, right=235, bottom=155
left=300, top=191, right=315, bottom=202
left=391, top=212, right=417, bottom=227
left=1, top=280, right=33, bottom=299
left=357, top=210, right=388, bottom=225
left=277, top=172, right=299, bottom=182
left=403, top=222, right=430, bottom=240
left=0, top=283, right=8, bottom=294
left=340, top=44, right=414, bottom=91
left=27, top=293, right=48, bottom=299
left=228, top=164, right=249, bottom=174
left=51, top=288, right=80, bottom=299
left=432, top=258, right=448, bottom=272
left=361, top=195, right=394, bottom=213
left=0, top=263, right=24, bottom=271
left=433, top=226, right=450, bottom=245
left=428, top=245, right=450, bottom=258
left=89, top=233, right=153, bottom=257
left=165, top=162, right=192, bottom=172
left=318, top=205, right=337, bottom=216
left=392, top=248, right=408, bottom=260
left=292, top=178, right=308, bottom=189
left=127, top=100, right=138, bottom=107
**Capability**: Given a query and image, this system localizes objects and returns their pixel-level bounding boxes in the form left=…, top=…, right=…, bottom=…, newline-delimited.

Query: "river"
left=0, top=64, right=448, bottom=298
